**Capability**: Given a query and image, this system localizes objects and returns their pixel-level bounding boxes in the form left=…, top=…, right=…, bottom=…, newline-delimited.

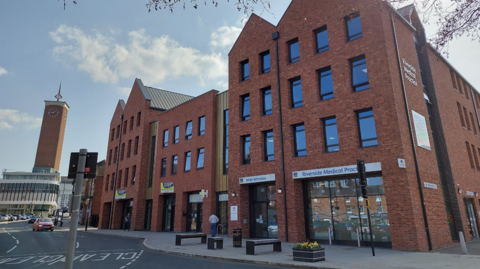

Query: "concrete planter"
left=292, top=247, right=325, bottom=262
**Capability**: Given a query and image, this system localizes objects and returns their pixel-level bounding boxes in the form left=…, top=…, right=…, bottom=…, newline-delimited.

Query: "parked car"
left=28, top=217, right=39, bottom=224
left=33, top=218, right=54, bottom=232
left=6, top=215, right=15, bottom=221
left=19, top=214, right=27, bottom=220
left=0, top=214, right=8, bottom=221
left=11, top=214, right=19, bottom=221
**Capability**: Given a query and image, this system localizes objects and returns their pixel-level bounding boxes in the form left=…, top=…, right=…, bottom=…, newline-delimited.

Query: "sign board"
left=466, top=191, right=474, bottom=196
left=292, top=162, right=381, bottom=179
left=218, top=193, right=228, bottom=202
left=365, top=199, right=370, bottom=208
left=412, top=111, right=431, bottom=151
left=115, top=190, right=126, bottom=199
left=160, top=182, right=174, bottom=193
left=68, top=152, right=98, bottom=179
left=231, top=206, right=238, bottom=221
left=424, top=182, right=438, bottom=189
left=239, top=174, right=275, bottom=184
left=189, top=194, right=203, bottom=203
left=398, top=158, right=406, bottom=168
left=129, top=201, right=133, bottom=207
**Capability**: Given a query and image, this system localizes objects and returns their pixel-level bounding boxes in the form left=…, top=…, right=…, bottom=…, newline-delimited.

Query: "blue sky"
left=0, top=0, right=479, bottom=176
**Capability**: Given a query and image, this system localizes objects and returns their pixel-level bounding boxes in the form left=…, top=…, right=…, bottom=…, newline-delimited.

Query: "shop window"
left=350, top=55, right=370, bottom=91
left=197, top=148, right=205, bottom=169
left=185, top=121, right=193, bottom=140
left=163, top=129, right=169, bottom=147
left=357, top=109, right=378, bottom=147
left=264, top=130, right=274, bottom=161
left=172, top=155, right=178, bottom=175
left=346, top=13, right=363, bottom=41
left=185, top=151, right=191, bottom=172
left=261, top=50, right=270, bottom=74
left=241, top=60, right=249, bottom=81
left=241, top=94, right=250, bottom=121
left=243, top=135, right=251, bottom=164
left=288, top=38, right=300, bottom=63
left=262, top=87, right=272, bottom=115
left=174, top=126, right=180, bottom=144
left=314, top=26, right=329, bottom=53
left=290, top=77, right=303, bottom=108
left=161, top=158, right=167, bottom=177
left=323, top=117, right=339, bottom=152
left=319, top=67, right=334, bottom=100
left=293, top=124, right=307, bottom=156
left=199, top=116, right=205, bottom=136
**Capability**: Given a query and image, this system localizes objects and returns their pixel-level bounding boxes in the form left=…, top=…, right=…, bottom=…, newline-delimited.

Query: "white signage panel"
left=466, top=191, right=474, bottom=196
left=231, top=206, right=238, bottom=221
left=239, top=174, right=275, bottom=184
left=412, top=110, right=431, bottom=151
left=219, top=194, right=228, bottom=202
left=189, top=194, right=204, bottom=203
left=424, top=182, right=437, bottom=189
left=292, top=162, right=381, bottom=179
left=398, top=158, right=406, bottom=168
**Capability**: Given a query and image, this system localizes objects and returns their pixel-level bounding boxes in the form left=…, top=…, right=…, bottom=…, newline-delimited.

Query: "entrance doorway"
left=163, top=195, right=175, bottom=232
left=144, top=200, right=152, bottom=231
left=121, top=201, right=133, bottom=230
left=464, top=198, right=479, bottom=239
left=250, top=184, right=278, bottom=238
left=217, top=192, right=228, bottom=235
left=187, top=193, right=203, bottom=232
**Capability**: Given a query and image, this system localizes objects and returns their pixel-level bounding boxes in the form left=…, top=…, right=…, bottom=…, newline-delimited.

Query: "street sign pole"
left=65, top=149, right=87, bottom=269
left=357, top=159, right=375, bottom=257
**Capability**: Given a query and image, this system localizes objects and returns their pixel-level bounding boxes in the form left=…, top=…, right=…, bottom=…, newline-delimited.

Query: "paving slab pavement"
left=78, top=228, right=480, bottom=269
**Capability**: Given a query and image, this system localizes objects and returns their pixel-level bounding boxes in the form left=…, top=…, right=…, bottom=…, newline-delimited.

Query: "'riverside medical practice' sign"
left=292, top=162, right=382, bottom=179
left=239, top=174, right=275, bottom=184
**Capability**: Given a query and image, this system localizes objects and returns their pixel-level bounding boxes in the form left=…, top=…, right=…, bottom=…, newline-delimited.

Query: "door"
left=464, top=199, right=479, bottom=239
left=144, top=200, right=152, bottom=231
left=251, top=184, right=277, bottom=238
left=253, top=202, right=268, bottom=238
left=187, top=203, right=203, bottom=232
left=121, top=201, right=132, bottom=230
left=163, top=195, right=175, bottom=232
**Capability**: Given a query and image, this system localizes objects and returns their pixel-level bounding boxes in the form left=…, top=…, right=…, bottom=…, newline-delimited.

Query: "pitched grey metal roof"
left=135, top=78, right=194, bottom=111
left=397, top=4, right=415, bottom=23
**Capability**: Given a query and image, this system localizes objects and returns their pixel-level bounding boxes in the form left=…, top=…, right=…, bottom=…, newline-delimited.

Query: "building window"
left=457, top=102, right=466, bottom=127
left=134, top=136, right=139, bottom=155
left=261, top=50, right=270, bottom=74
left=163, top=129, right=169, bottom=147
left=137, top=112, right=141, bottom=126
left=117, top=170, right=122, bottom=189
left=243, top=135, right=251, bottom=165
left=131, top=165, right=136, bottom=185
left=105, top=175, right=109, bottom=192
left=123, top=120, right=127, bottom=135
left=264, top=130, right=274, bottom=161
left=351, top=55, right=370, bottom=91
left=470, top=112, right=477, bottom=135
left=125, top=168, right=129, bottom=188
left=120, top=143, right=125, bottom=161
left=241, top=60, right=249, bottom=81
left=357, top=109, right=378, bottom=147
left=466, top=142, right=475, bottom=169
left=224, top=110, right=229, bottom=175
left=314, top=26, right=329, bottom=53
left=174, top=126, right=180, bottom=144
left=376, top=195, right=381, bottom=201
left=199, top=116, right=205, bottom=136
left=116, top=125, right=120, bottom=138
left=111, top=173, right=115, bottom=190
left=324, top=117, right=340, bottom=152
left=161, top=158, right=167, bottom=177
left=241, top=94, right=250, bottom=121
left=318, top=67, right=334, bottom=100
left=450, top=70, right=457, bottom=91
left=185, top=121, right=193, bottom=140
left=148, top=136, right=156, bottom=188
left=377, top=205, right=383, bottom=213
left=111, top=128, right=115, bottom=141
left=130, top=116, right=134, bottom=131
left=346, top=197, right=350, bottom=203
left=288, top=38, right=300, bottom=63
left=464, top=107, right=471, bottom=131
left=262, top=87, right=273, bottom=115
left=185, top=152, right=191, bottom=172
left=108, top=149, right=112, bottom=165
left=294, top=124, right=307, bottom=157
left=197, top=148, right=205, bottom=169
left=127, top=139, right=132, bottom=158
left=290, top=77, right=303, bottom=108
left=172, top=155, right=178, bottom=175
left=114, top=147, right=118, bottom=163
left=457, top=75, right=464, bottom=95
left=472, top=144, right=480, bottom=170
left=346, top=205, right=352, bottom=213
left=359, top=205, right=364, bottom=214
left=346, top=13, right=363, bottom=41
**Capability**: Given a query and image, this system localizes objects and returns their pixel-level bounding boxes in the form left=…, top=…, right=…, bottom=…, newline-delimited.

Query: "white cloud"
left=0, top=66, right=7, bottom=76
left=210, top=25, right=242, bottom=48
left=118, top=87, right=131, bottom=96
left=50, top=25, right=227, bottom=86
left=0, top=109, right=42, bottom=130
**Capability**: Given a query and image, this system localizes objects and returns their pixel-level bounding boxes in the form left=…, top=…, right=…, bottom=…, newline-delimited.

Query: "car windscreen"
left=39, top=219, right=52, bottom=223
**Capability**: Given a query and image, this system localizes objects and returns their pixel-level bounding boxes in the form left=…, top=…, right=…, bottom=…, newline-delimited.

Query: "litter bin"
left=233, top=227, right=242, bottom=247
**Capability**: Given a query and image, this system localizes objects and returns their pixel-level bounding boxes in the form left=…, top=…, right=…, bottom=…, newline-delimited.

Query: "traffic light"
left=357, top=160, right=368, bottom=198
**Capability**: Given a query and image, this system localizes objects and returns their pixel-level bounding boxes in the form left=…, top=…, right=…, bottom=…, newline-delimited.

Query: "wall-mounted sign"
left=160, top=182, right=174, bottom=193
left=292, top=162, right=381, bottom=179
left=424, top=182, right=438, bottom=189
left=115, top=190, right=126, bottom=199
left=231, top=206, right=238, bottom=221
left=239, top=174, right=275, bottom=184
left=398, top=158, right=406, bottom=168
left=199, top=189, right=208, bottom=198
left=466, top=191, right=474, bottom=196
left=129, top=201, right=133, bottom=207
left=218, top=194, right=228, bottom=202
left=402, top=58, right=418, bottom=86
left=189, top=194, right=203, bottom=203
left=412, top=110, right=431, bottom=151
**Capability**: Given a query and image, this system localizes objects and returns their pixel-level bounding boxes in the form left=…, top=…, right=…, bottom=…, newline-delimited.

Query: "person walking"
left=124, top=213, right=131, bottom=231
left=209, top=212, right=219, bottom=237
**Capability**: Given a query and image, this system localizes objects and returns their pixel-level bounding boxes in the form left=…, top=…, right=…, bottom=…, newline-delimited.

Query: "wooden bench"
left=207, top=237, right=224, bottom=250
left=175, top=233, right=207, bottom=246
left=246, top=239, right=282, bottom=255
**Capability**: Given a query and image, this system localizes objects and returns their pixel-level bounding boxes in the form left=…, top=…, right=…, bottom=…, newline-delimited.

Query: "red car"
left=33, top=218, right=54, bottom=232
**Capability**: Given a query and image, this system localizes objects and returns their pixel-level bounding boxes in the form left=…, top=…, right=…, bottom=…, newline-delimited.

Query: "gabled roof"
left=396, top=4, right=415, bottom=24
left=119, top=99, right=126, bottom=110
left=135, top=78, right=194, bottom=111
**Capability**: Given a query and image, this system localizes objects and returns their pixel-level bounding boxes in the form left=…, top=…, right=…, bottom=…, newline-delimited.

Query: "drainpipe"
left=391, top=13, right=432, bottom=251
left=109, top=114, right=123, bottom=229
left=273, top=31, right=289, bottom=241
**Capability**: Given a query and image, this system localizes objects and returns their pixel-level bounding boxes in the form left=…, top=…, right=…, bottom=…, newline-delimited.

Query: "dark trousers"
left=124, top=221, right=130, bottom=231
left=210, top=223, right=216, bottom=237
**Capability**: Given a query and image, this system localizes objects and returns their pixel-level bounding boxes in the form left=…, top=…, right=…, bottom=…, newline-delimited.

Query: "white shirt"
left=209, top=215, right=219, bottom=224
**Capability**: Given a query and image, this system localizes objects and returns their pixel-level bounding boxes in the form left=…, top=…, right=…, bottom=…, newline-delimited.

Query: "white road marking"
left=12, top=236, right=16, bottom=240
left=76, top=242, right=79, bottom=248
left=16, top=240, right=19, bottom=244
left=6, top=246, right=17, bottom=253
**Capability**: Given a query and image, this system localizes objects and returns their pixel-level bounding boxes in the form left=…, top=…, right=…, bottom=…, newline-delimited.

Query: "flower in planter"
left=293, top=241, right=322, bottom=249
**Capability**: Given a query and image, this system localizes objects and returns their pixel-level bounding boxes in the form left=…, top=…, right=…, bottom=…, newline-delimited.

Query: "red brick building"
left=227, top=0, right=480, bottom=252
